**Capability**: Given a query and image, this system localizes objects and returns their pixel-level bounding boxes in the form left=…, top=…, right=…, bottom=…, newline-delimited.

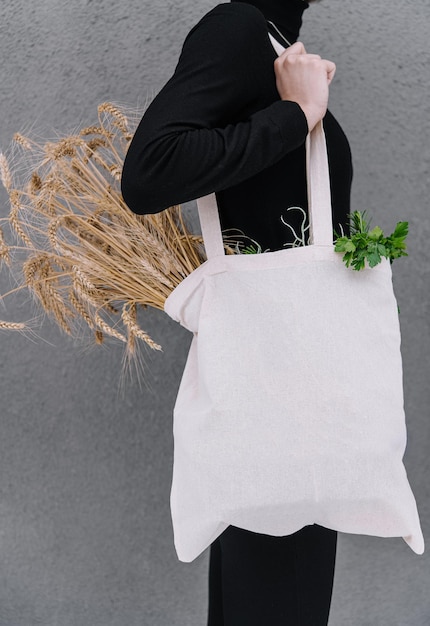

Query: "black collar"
left=231, top=0, right=308, bottom=44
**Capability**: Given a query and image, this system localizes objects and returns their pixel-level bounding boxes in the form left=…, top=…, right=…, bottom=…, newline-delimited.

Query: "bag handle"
left=305, top=120, right=335, bottom=247
left=196, top=35, right=334, bottom=260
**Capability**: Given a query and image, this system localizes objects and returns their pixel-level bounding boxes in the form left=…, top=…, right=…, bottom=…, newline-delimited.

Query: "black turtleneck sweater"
left=121, top=1, right=353, bottom=252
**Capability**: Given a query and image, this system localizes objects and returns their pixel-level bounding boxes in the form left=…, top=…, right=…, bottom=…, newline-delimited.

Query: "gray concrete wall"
left=0, top=0, right=429, bottom=624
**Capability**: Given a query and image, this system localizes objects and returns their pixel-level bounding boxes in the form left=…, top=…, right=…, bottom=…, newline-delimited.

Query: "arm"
left=121, top=4, right=309, bottom=214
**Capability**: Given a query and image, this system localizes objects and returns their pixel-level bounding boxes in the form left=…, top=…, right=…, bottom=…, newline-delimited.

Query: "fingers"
left=325, top=60, right=336, bottom=85
left=282, top=40, right=307, bottom=57
left=273, top=48, right=336, bottom=131
left=276, top=46, right=336, bottom=86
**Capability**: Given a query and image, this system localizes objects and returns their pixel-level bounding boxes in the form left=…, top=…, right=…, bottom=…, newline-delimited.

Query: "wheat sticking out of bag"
left=0, top=102, right=208, bottom=360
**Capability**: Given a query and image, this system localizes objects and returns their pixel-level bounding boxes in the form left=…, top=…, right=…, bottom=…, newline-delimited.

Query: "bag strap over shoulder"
left=196, top=35, right=334, bottom=260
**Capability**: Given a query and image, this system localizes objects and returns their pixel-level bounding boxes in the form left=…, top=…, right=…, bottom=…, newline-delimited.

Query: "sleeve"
left=121, top=3, right=309, bottom=214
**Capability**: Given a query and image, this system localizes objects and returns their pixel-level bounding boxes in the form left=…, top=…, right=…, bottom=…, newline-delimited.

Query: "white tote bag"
left=164, top=120, right=425, bottom=563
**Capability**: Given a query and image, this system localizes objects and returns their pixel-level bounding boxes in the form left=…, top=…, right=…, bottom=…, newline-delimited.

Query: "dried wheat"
left=80, top=126, right=108, bottom=137
left=13, top=133, right=33, bottom=151
left=0, top=321, right=26, bottom=330
left=95, top=330, right=104, bottom=344
left=0, top=102, right=225, bottom=376
left=9, top=201, right=33, bottom=247
left=94, top=313, right=126, bottom=342
left=0, top=227, right=11, bottom=265
left=98, top=102, right=128, bottom=133
left=0, top=153, right=13, bottom=191
left=69, top=289, right=95, bottom=329
left=122, top=302, right=162, bottom=352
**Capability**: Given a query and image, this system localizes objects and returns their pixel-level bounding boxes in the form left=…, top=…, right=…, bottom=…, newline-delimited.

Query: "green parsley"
left=333, top=210, right=408, bottom=271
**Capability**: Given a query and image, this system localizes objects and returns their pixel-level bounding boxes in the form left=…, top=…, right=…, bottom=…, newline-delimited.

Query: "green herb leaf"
left=393, top=221, right=409, bottom=239
left=333, top=210, right=409, bottom=271
left=368, top=226, right=383, bottom=241
left=334, top=237, right=355, bottom=253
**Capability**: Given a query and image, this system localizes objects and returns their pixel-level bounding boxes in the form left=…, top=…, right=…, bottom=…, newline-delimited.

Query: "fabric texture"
left=164, top=121, right=425, bottom=562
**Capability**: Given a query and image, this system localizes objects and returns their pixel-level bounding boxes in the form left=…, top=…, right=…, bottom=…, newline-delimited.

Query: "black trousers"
left=207, top=524, right=338, bottom=626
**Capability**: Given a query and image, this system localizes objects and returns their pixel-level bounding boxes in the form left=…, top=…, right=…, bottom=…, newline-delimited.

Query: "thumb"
left=325, top=60, right=336, bottom=84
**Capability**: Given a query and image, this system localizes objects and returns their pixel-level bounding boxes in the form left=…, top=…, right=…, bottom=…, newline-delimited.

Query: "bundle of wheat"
left=0, top=102, right=243, bottom=357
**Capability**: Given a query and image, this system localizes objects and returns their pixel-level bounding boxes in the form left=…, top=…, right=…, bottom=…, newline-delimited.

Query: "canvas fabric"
left=164, top=39, right=425, bottom=563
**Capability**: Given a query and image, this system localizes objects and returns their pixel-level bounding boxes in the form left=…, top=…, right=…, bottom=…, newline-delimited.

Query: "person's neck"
left=231, top=0, right=309, bottom=43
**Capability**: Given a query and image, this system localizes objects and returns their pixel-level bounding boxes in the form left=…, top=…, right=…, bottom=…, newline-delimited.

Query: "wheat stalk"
left=0, top=321, right=26, bottom=330
left=0, top=103, right=210, bottom=369
left=0, top=226, right=11, bottom=265
left=122, top=302, right=162, bottom=352
left=13, top=133, right=33, bottom=151
left=0, top=153, right=12, bottom=191
left=0, top=103, right=258, bottom=379
left=94, top=313, right=126, bottom=342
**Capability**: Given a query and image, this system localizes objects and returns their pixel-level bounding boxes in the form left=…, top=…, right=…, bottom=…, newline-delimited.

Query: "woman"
left=121, top=1, right=352, bottom=624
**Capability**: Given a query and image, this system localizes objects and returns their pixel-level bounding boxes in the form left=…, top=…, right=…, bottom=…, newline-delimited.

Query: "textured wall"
left=0, top=1, right=429, bottom=625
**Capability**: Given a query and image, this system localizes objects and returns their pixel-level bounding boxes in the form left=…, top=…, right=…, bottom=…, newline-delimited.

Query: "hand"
left=274, top=41, right=336, bottom=131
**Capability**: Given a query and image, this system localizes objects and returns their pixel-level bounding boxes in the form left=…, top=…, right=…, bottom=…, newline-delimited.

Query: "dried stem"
left=0, top=102, right=221, bottom=378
